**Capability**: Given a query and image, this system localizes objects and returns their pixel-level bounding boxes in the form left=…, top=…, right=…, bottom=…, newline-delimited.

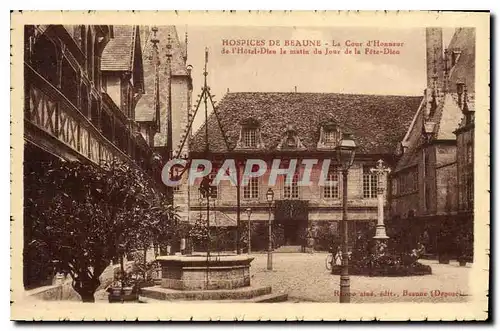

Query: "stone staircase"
left=274, top=245, right=303, bottom=253
left=139, top=285, right=288, bottom=303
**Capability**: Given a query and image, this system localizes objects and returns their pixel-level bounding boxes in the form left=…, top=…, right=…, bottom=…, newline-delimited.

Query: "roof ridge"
left=401, top=97, right=426, bottom=145
left=190, top=92, right=422, bottom=154
left=225, top=91, right=423, bottom=98
left=129, top=26, right=137, bottom=71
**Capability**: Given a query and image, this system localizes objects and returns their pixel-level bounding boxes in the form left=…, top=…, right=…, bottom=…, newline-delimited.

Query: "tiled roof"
left=190, top=92, right=422, bottom=155
left=140, top=26, right=189, bottom=80
left=135, top=26, right=189, bottom=123
left=435, top=93, right=465, bottom=140
left=101, top=26, right=135, bottom=71
left=135, top=94, right=156, bottom=122
left=433, top=28, right=475, bottom=140
left=447, top=28, right=475, bottom=95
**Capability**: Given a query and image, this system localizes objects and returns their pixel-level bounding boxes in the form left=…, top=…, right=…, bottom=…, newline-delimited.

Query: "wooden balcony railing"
left=25, top=63, right=135, bottom=166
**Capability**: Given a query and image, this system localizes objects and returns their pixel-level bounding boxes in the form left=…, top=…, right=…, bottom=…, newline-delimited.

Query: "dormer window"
left=235, top=118, right=265, bottom=150
left=242, top=128, right=257, bottom=148
left=277, top=124, right=306, bottom=151
left=317, top=122, right=341, bottom=150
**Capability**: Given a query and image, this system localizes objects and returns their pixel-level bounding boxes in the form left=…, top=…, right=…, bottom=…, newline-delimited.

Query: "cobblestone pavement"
left=249, top=252, right=471, bottom=303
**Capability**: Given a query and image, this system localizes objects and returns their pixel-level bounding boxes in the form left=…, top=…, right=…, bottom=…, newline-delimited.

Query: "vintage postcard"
left=10, top=11, right=490, bottom=321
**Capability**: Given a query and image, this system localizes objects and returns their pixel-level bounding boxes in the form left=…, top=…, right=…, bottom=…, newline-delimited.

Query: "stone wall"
left=26, top=281, right=81, bottom=301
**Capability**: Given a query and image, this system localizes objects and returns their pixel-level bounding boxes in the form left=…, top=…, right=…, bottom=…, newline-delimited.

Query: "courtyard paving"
left=248, top=252, right=471, bottom=303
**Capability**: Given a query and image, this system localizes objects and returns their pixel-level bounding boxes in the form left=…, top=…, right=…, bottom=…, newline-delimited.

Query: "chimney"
left=425, top=28, right=444, bottom=91
left=294, top=86, right=297, bottom=93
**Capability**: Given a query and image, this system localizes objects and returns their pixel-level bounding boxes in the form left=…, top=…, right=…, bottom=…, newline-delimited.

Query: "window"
left=242, top=128, right=257, bottom=148
left=284, top=172, right=300, bottom=199
left=324, top=129, right=339, bottom=144
left=392, top=178, right=398, bottom=195
left=243, top=177, right=259, bottom=199
left=285, top=135, right=296, bottom=148
left=397, top=168, right=418, bottom=196
left=363, top=165, right=378, bottom=198
left=323, top=165, right=340, bottom=199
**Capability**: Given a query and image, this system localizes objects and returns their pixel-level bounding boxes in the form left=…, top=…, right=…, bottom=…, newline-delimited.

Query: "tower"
left=139, top=25, right=193, bottom=223
left=426, top=27, right=444, bottom=91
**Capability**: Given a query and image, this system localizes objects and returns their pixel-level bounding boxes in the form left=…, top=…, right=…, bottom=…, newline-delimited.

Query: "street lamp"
left=266, top=188, right=275, bottom=270
left=245, top=208, right=252, bottom=254
left=336, top=132, right=357, bottom=303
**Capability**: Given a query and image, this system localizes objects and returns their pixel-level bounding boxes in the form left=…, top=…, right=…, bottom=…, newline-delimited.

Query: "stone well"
left=157, top=255, right=254, bottom=291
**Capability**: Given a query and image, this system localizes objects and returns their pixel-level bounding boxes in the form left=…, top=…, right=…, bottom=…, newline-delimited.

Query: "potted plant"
left=107, top=269, right=139, bottom=303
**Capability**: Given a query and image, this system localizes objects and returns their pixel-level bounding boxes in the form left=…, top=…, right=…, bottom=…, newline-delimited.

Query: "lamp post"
left=245, top=208, right=252, bottom=254
left=336, top=133, right=357, bottom=303
left=266, top=188, right=274, bottom=270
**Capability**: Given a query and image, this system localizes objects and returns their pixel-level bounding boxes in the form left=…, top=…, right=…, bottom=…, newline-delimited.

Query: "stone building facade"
left=188, top=92, right=421, bottom=251
left=389, top=27, right=475, bottom=258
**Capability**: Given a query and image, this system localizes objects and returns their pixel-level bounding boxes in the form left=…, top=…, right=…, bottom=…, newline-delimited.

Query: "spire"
left=184, top=30, right=188, bottom=61
left=151, top=26, right=160, bottom=129
left=166, top=32, right=173, bottom=161
left=166, top=33, right=172, bottom=64
left=443, top=48, right=449, bottom=92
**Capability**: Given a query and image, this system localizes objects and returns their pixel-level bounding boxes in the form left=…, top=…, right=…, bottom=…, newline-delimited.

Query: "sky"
left=176, top=26, right=455, bottom=131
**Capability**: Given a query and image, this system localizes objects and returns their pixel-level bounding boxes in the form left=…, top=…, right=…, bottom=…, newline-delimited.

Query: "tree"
left=130, top=199, right=179, bottom=279
left=24, top=158, right=174, bottom=302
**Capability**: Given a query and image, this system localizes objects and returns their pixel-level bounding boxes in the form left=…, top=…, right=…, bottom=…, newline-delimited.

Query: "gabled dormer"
left=234, top=118, right=265, bottom=150
left=277, top=124, right=306, bottom=151
left=317, top=121, right=341, bottom=150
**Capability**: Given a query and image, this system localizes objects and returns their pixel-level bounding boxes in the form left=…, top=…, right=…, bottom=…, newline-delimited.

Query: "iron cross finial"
left=370, top=159, right=391, bottom=175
